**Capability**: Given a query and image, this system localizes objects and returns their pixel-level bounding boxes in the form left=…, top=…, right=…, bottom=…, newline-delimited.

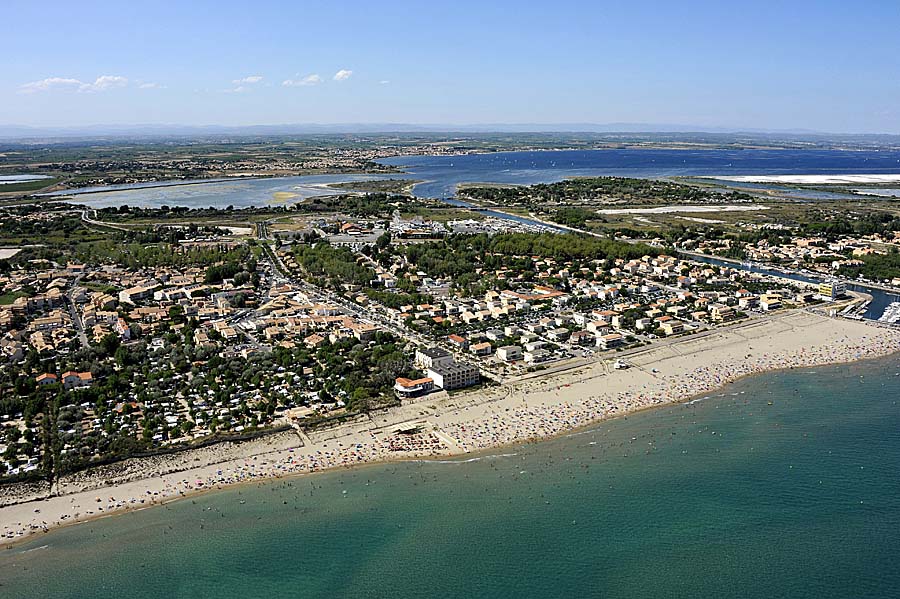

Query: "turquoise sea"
left=1, top=356, right=899, bottom=598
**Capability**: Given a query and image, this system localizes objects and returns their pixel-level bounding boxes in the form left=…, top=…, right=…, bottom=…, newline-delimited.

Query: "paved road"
left=80, top=209, right=131, bottom=232
left=257, top=240, right=503, bottom=381
left=65, top=275, right=89, bottom=349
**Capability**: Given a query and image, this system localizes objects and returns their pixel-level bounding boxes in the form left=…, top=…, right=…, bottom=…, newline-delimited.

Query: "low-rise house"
left=485, top=328, right=504, bottom=341
left=570, top=330, right=594, bottom=345
left=349, top=322, right=378, bottom=341
left=547, top=327, right=570, bottom=342
left=760, top=297, right=782, bottom=311
left=470, top=341, right=492, bottom=356
left=523, top=340, right=546, bottom=352
left=119, top=285, right=159, bottom=305
left=660, top=320, right=685, bottom=336
left=738, top=296, right=759, bottom=309
left=61, top=371, right=93, bottom=389
left=394, top=377, right=434, bottom=399
left=597, top=333, right=624, bottom=350
left=0, top=339, right=24, bottom=362
left=634, top=318, right=654, bottom=331
left=35, top=373, right=57, bottom=386
left=114, top=318, right=131, bottom=339
left=524, top=349, right=552, bottom=364
left=497, top=345, right=523, bottom=362
left=304, top=333, right=325, bottom=348
left=586, top=320, right=611, bottom=335
left=524, top=322, right=544, bottom=334
left=447, top=334, right=469, bottom=350
left=709, top=304, right=736, bottom=322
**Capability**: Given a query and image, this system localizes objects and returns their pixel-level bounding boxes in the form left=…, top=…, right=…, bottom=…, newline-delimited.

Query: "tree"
left=100, top=333, right=121, bottom=356
left=168, top=305, right=185, bottom=322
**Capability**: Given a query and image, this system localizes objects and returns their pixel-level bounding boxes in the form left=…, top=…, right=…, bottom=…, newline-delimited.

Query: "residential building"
left=597, top=333, right=624, bottom=350
left=660, top=320, right=684, bottom=336
left=61, top=371, right=93, bottom=389
left=818, top=281, right=846, bottom=300
left=470, top=341, right=492, bottom=356
left=447, top=334, right=469, bottom=350
left=760, top=297, right=782, bottom=311
left=427, top=361, right=480, bottom=390
left=415, top=347, right=454, bottom=369
left=524, top=349, right=552, bottom=364
left=497, top=345, right=523, bottom=362
left=394, top=377, right=434, bottom=399
left=547, top=327, right=570, bottom=341
left=35, top=373, right=57, bottom=386
left=709, top=304, right=736, bottom=322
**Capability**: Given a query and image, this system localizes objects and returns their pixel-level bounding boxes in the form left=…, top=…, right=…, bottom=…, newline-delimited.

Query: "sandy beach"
left=2, top=310, right=899, bottom=545
left=703, top=174, right=900, bottom=185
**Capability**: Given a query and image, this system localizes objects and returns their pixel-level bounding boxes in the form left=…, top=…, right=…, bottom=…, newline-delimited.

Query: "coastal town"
left=5, top=3, right=900, bottom=596
left=2, top=188, right=893, bottom=492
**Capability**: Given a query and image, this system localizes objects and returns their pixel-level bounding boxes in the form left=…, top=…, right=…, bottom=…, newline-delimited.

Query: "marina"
left=878, top=302, right=900, bottom=325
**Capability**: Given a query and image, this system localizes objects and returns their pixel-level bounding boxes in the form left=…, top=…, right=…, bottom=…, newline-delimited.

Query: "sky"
left=3, top=0, right=900, bottom=133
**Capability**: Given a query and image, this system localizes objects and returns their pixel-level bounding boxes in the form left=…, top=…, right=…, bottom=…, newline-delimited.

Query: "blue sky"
left=4, top=0, right=899, bottom=132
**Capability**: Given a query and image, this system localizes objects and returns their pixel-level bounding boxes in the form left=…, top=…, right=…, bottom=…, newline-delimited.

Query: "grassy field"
left=328, top=179, right=421, bottom=194
left=0, top=177, right=61, bottom=194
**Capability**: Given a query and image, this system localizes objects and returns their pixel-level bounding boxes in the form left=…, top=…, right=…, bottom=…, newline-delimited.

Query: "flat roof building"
left=497, top=345, right=523, bottom=362
left=819, top=281, right=846, bottom=300
left=415, top=346, right=454, bottom=369
left=427, top=362, right=480, bottom=391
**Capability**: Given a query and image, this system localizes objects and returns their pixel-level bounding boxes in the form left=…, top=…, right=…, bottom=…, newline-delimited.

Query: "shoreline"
left=2, top=310, right=899, bottom=548
left=31, top=170, right=399, bottom=201
left=698, top=174, right=900, bottom=184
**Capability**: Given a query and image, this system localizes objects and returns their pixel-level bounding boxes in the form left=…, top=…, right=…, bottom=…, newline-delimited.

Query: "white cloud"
left=18, top=77, right=83, bottom=94
left=138, top=82, right=164, bottom=89
left=282, top=74, right=322, bottom=87
left=379, top=80, right=390, bottom=85
left=226, top=86, right=249, bottom=94
left=333, top=69, right=353, bottom=81
left=232, top=75, right=263, bottom=85
left=19, top=75, right=129, bottom=94
left=88, top=75, right=128, bottom=91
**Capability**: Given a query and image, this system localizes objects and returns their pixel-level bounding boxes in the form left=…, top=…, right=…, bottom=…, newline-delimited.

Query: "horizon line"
left=2, top=122, right=900, bottom=139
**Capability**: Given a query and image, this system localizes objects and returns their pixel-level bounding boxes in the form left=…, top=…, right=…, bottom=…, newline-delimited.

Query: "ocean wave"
left=405, top=452, right=519, bottom=465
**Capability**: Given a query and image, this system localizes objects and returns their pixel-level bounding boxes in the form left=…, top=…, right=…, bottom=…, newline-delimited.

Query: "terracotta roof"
left=394, top=377, right=433, bottom=388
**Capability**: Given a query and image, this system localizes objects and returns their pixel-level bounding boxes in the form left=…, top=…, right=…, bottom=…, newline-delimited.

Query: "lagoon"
left=35, top=149, right=900, bottom=208
left=378, top=148, right=900, bottom=198
left=40, top=174, right=387, bottom=209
